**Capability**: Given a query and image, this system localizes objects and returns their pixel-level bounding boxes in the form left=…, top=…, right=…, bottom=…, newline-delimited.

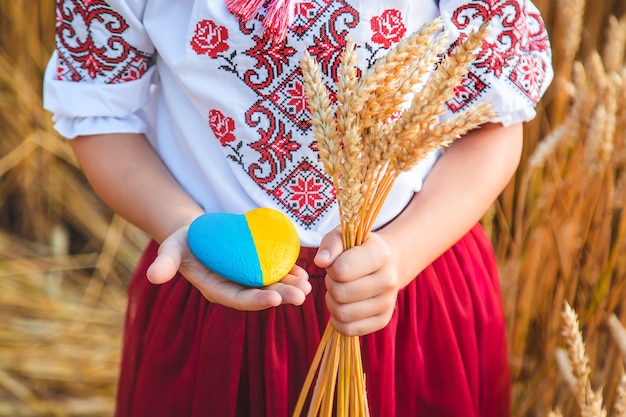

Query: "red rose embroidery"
left=191, top=20, right=229, bottom=58
left=371, top=9, right=406, bottom=48
left=209, top=109, right=236, bottom=146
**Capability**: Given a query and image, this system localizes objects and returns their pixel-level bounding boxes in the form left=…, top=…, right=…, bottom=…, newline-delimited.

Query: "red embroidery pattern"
left=371, top=9, right=406, bottom=48
left=191, top=20, right=230, bottom=58
left=56, top=0, right=151, bottom=83
left=209, top=110, right=236, bottom=146
left=448, top=0, right=551, bottom=109
left=448, top=72, right=487, bottom=113
left=509, top=12, right=550, bottom=103
left=201, top=1, right=360, bottom=227
left=272, top=159, right=336, bottom=225
left=249, top=121, right=302, bottom=174
left=294, top=2, right=317, bottom=20
left=244, top=37, right=297, bottom=88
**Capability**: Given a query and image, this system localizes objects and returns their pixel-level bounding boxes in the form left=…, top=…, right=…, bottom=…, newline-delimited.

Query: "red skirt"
left=115, top=224, right=509, bottom=417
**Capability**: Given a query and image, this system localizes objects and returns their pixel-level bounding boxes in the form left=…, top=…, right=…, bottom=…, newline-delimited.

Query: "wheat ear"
left=386, top=22, right=490, bottom=172
left=354, top=18, right=445, bottom=130
left=300, top=50, right=341, bottom=180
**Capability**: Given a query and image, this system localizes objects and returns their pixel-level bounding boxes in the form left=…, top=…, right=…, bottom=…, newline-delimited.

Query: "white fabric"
left=44, top=0, right=553, bottom=247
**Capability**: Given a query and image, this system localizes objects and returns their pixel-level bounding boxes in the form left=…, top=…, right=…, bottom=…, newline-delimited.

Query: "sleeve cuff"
left=51, top=114, right=149, bottom=139
left=43, top=51, right=156, bottom=119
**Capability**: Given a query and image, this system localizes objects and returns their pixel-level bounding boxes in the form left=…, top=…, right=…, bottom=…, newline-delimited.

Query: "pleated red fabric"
left=114, top=223, right=510, bottom=417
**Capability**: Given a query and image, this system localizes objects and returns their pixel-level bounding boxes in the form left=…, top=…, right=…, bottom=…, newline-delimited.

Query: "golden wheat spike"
left=358, top=29, right=451, bottom=181
left=555, top=0, right=586, bottom=65
left=614, top=375, right=626, bottom=417
left=385, top=22, right=490, bottom=172
left=603, top=15, right=626, bottom=73
left=393, top=102, right=496, bottom=173
left=353, top=18, right=445, bottom=130
left=336, top=37, right=359, bottom=136
left=561, top=302, right=609, bottom=416
left=300, top=51, right=341, bottom=179
left=562, top=302, right=591, bottom=404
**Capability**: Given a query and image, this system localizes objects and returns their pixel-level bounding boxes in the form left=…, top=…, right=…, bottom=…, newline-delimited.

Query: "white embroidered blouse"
left=44, top=0, right=553, bottom=246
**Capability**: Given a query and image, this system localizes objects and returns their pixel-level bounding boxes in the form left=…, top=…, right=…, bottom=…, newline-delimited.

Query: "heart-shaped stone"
left=188, top=208, right=300, bottom=287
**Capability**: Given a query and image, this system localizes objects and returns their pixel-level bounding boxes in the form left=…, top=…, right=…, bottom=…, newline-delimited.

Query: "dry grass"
left=484, top=0, right=626, bottom=415
left=1, top=0, right=626, bottom=416
left=0, top=2, right=147, bottom=415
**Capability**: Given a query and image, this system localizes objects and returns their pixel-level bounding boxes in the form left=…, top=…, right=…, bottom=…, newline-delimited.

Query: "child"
left=45, top=0, right=553, bottom=416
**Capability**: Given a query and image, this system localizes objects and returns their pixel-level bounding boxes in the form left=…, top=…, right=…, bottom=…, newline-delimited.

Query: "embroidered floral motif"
left=249, top=121, right=301, bottom=173
left=56, top=0, right=152, bottom=83
left=191, top=20, right=230, bottom=58
left=244, top=36, right=297, bottom=87
left=371, top=9, right=406, bottom=48
left=209, top=109, right=237, bottom=146
left=307, top=25, right=346, bottom=74
left=272, top=159, right=336, bottom=225
left=448, top=0, right=551, bottom=107
left=510, top=11, right=551, bottom=103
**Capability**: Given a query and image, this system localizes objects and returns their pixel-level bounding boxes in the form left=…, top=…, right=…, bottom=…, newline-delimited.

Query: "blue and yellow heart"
left=187, top=208, right=301, bottom=287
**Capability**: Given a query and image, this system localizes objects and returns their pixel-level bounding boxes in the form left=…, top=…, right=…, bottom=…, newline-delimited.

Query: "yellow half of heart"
left=245, top=208, right=301, bottom=285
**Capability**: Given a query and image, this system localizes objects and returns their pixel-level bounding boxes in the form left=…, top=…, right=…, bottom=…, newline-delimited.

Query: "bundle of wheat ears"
left=295, top=17, right=495, bottom=416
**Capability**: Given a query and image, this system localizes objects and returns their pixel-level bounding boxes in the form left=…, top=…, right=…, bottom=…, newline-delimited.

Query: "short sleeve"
left=43, top=0, right=156, bottom=138
left=439, top=0, right=553, bottom=125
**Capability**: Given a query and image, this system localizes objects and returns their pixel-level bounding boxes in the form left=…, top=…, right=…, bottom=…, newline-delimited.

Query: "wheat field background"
left=1, top=0, right=626, bottom=416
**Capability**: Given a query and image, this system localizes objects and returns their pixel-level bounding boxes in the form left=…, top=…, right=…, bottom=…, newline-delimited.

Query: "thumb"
left=146, top=238, right=184, bottom=284
left=314, top=226, right=344, bottom=268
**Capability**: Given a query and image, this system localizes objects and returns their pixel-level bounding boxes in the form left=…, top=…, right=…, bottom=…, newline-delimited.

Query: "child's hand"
left=314, top=228, right=402, bottom=336
left=146, top=225, right=312, bottom=310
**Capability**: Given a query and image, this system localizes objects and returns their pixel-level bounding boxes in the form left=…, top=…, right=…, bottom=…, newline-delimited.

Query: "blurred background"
left=1, top=0, right=625, bottom=415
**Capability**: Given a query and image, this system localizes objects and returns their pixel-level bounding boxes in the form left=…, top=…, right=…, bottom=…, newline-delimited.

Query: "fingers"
left=324, top=266, right=399, bottom=326
left=180, top=260, right=283, bottom=310
left=146, top=226, right=312, bottom=310
left=326, top=233, right=392, bottom=283
left=264, top=282, right=306, bottom=306
left=183, top=261, right=311, bottom=310
left=322, top=232, right=400, bottom=336
left=329, top=311, right=396, bottom=337
left=204, top=280, right=284, bottom=311
left=280, top=264, right=312, bottom=295
left=263, top=265, right=311, bottom=306
left=325, top=289, right=398, bottom=336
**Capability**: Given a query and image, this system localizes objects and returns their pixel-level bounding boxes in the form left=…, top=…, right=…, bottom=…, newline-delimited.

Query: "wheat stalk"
left=561, top=302, right=608, bottom=417
left=296, top=17, right=492, bottom=417
left=300, top=50, right=341, bottom=180
left=614, top=376, right=626, bottom=417
left=386, top=22, right=490, bottom=172
left=602, top=15, right=626, bottom=73
left=354, top=17, right=446, bottom=130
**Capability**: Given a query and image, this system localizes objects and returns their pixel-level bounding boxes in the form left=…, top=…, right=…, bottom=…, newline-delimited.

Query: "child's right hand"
left=146, top=224, right=312, bottom=310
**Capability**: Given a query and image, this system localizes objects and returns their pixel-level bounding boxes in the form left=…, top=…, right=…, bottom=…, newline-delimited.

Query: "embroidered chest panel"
left=194, top=1, right=382, bottom=229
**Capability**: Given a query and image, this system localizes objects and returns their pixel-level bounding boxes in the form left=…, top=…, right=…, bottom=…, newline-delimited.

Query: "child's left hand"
left=314, top=228, right=403, bottom=336
left=147, top=224, right=312, bottom=310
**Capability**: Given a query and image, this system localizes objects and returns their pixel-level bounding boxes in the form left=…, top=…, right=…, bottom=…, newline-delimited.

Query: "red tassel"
left=263, top=0, right=293, bottom=42
left=225, top=0, right=294, bottom=43
left=225, top=0, right=265, bottom=22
